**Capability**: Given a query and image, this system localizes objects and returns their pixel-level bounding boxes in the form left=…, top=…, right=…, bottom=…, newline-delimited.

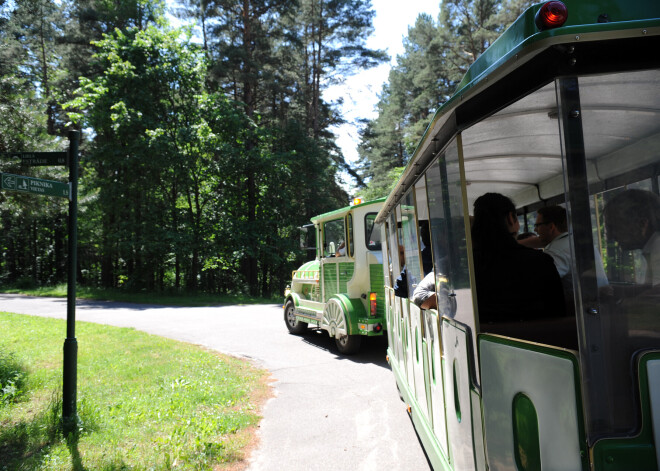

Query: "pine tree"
left=357, top=0, right=536, bottom=196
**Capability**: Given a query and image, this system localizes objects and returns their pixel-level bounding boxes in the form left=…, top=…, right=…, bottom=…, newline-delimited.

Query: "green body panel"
left=323, top=263, right=338, bottom=299
left=286, top=293, right=321, bottom=325
left=293, top=259, right=319, bottom=278
left=592, top=351, right=660, bottom=471
left=331, top=294, right=367, bottom=336
left=356, top=318, right=385, bottom=336
left=369, top=264, right=385, bottom=319
left=322, top=261, right=355, bottom=300
left=338, top=262, right=354, bottom=293
left=289, top=260, right=320, bottom=302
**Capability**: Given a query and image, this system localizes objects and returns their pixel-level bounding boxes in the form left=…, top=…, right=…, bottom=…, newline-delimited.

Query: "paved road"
left=0, top=294, right=431, bottom=470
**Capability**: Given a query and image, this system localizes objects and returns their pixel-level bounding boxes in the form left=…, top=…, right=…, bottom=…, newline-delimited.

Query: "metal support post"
left=62, top=130, right=79, bottom=433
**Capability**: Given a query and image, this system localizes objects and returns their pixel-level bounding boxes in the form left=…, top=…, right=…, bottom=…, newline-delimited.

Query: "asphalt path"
left=0, top=294, right=431, bottom=470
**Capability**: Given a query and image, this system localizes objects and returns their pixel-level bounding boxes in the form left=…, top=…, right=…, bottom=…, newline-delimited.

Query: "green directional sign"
left=1, top=172, right=70, bottom=199
left=0, top=151, right=68, bottom=166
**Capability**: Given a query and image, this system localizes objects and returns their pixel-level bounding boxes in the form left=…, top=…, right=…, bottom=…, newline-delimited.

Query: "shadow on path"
left=295, top=329, right=390, bottom=368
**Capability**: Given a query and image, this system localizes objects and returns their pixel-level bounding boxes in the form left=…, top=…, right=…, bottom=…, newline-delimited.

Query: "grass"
left=0, top=284, right=282, bottom=307
left=0, top=312, right=271, bottom=470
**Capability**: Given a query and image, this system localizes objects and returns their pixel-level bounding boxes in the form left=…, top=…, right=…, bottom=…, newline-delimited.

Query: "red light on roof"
left=535, top=1, right=568, bottom=31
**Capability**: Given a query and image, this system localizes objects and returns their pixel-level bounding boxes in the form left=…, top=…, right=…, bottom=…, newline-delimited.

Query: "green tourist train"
left=375, top=0, right=660, bottom=469
left=283, top=198, right=387, bottom=354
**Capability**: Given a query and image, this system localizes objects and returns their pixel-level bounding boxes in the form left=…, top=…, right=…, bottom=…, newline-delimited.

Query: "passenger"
left=520, top=206, right=608, bottom=288
left=471, top=193, right=566, bottom=322
left=412, top=271, right=459, bottom=318
left=604, top=189, right=660, bottom=287
left=412, top=271, right=437, bottom=309
left=419, top=221, right=433, bottom=276
left=394, top=245, right=408, bottom=298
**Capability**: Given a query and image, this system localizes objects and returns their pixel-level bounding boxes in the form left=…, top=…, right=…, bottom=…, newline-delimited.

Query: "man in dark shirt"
left=471, top=193, right=566, bottom=322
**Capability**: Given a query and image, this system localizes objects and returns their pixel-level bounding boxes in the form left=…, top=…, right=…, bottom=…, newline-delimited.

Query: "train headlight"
left=535, top=1, right=568, bottom=31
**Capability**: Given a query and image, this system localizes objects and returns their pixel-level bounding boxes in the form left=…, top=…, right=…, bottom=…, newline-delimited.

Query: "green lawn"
left=0, top=312, right=270, bottom=470
left=0, top=285, right=282, bottom=307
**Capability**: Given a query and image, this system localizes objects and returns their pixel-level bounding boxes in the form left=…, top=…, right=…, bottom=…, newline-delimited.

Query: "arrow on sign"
left=2, top=174, right=16, bottom=189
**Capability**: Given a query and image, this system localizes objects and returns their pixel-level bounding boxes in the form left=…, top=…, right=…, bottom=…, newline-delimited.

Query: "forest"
left=0, top=0, right=532, bottom=297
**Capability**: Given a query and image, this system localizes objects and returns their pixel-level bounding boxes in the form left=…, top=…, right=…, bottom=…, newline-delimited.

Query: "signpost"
left=0, top=132, right=79, bottom=434
left=63, top=131, right=79, bottom=435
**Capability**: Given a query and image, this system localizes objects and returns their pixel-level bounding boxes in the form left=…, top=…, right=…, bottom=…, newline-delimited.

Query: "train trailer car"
left=377, top=0, right=660, bottom=469
left=283, top=198, right=386, bottom=354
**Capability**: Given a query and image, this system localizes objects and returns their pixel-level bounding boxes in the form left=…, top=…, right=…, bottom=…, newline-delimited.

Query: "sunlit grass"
left=0, top=284, right=281, bottom=306
left=0, top=312, right=270, bottom=470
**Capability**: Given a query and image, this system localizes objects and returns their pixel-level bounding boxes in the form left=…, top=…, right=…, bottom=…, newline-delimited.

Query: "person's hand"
left=420, top=296, right=437, bottom=310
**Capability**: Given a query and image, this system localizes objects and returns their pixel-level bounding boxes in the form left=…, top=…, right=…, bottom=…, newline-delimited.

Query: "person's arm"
left=413, top=272, right=436, bottom=309
left=518, top=235, right=544, bottom=248
left=420, top=295, right=437, bottom=309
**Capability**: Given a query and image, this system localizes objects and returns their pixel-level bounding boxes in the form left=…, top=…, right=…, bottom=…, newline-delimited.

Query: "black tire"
left=284, top=300, right=307, bottom=335
left=335, top=333, right=361, bottom=355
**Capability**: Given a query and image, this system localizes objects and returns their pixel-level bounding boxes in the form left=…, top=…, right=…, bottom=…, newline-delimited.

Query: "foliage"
left=0, top=312, right=268, bottom=469
left=0, top=284, right=282, bottom=305
left=0, top=0, right=536, bottom=295
left=0, top=350, right=27, bottom=407
left=0, top=0, right=384, bottom=296
left=356, top=0, right=535, bottom=196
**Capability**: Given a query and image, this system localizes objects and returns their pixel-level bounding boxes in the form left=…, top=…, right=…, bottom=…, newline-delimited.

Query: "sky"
left=325, top=0, right=441, bottom=171
left=167, top=0, right=442, bottom=190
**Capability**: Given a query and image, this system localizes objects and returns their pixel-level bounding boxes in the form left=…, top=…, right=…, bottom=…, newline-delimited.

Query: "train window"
left=392, top=208, right=410, bottom=298
left=322, top=218, right=345, bottom=257
left=426, top=140, right=479, bottom=371
left=573, top=69, right=660, bottom=440
left=387, top=213, right=399, bottom=279
left=382, top=221, right=392, bottom=286
left=415, top=178, right=433, bottom=277
left=517, top=210, right=537, bottom=238
left=426, top=160, right=452, bottom=283
left=399, top=190, right=423, bottom=299
left=347, top=213, right=354, bottom=258
left=460, top=81, right=563, bottom=209
left=365, top=213, right=382, bottom=251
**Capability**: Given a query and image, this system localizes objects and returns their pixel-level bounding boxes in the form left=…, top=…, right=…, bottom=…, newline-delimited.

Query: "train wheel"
left=336, top=333, right=362, bottom=355
left=323, top=298, right=361, bottom=354
left=284, top=300, right=307, bottom=334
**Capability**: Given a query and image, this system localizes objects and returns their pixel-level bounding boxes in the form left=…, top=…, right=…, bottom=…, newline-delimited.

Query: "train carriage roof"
left=311, top=197, right=386, bottom=224
left=376, top=0, right=660, bottom=222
